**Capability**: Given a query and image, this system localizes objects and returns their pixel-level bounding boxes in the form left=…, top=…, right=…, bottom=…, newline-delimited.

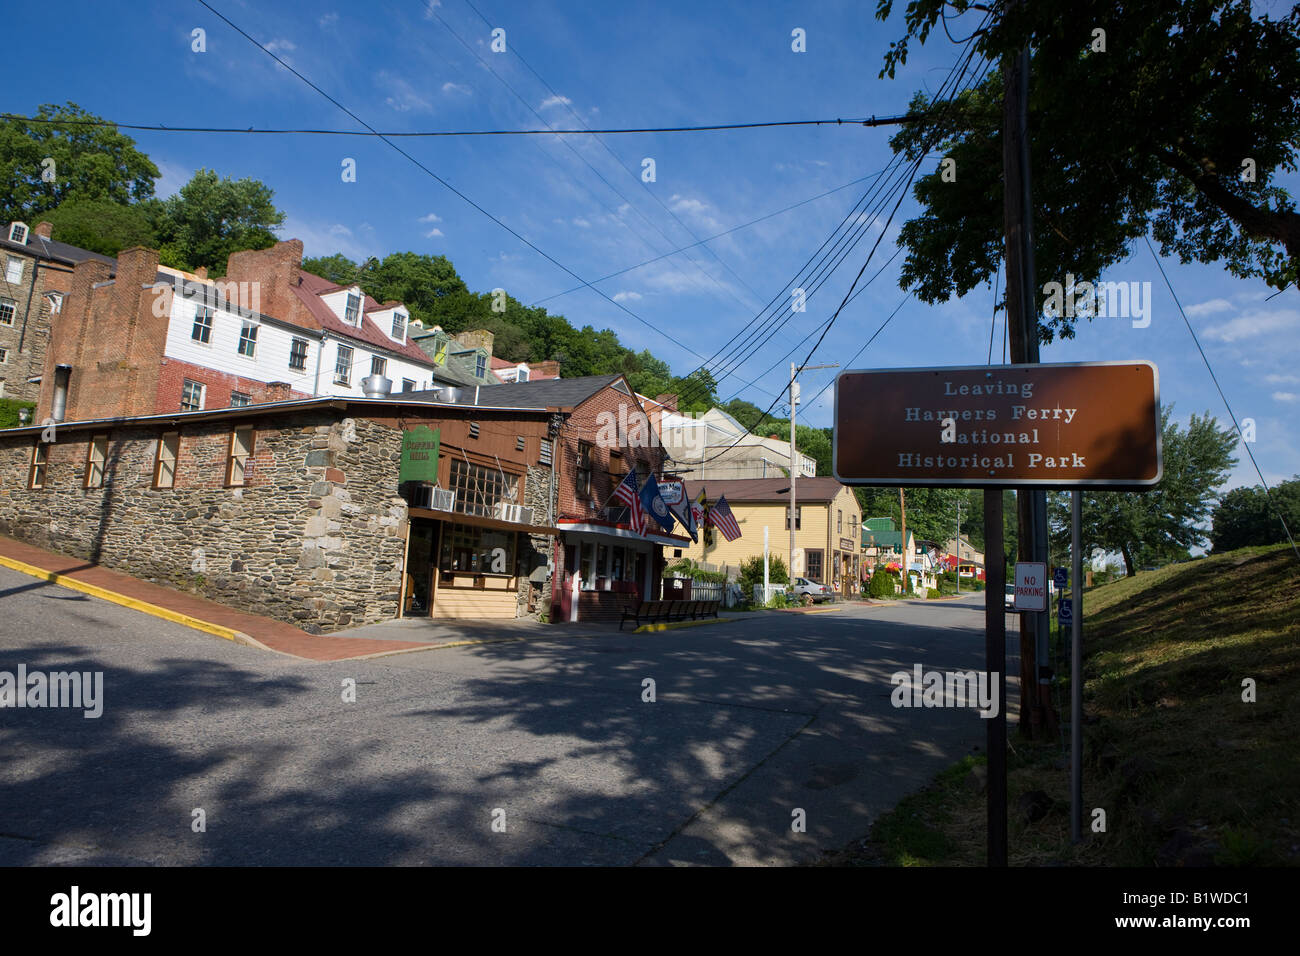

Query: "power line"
left=528, top=170, right=886, bottom=306
left=193, top=0, right=782, bottom=398
left=1143, top=235, right=1300, bottom=565
left=1, top=113, right=921, bottom=138
left=683, top=22, right=991, bottom=463
left=458, top=0, right=772, bottom=314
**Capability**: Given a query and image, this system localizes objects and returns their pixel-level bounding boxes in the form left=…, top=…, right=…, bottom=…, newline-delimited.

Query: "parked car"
left=792, top=577, right=831, bottom=603
left=1004, top=584, right=1016, bottom=609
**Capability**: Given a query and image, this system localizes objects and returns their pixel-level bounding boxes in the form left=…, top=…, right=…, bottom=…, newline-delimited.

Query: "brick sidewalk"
left=0, top=534, right=436, bottom=662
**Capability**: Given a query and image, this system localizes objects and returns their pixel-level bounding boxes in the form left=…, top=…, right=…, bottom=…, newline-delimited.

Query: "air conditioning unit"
left=429, top=488, right=456, bottom=512
left=495, top=502, right=533, bottom=524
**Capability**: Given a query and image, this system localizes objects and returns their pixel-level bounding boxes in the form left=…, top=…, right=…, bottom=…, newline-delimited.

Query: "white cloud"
left=319, top=12, right=338, bottom=27
left=418, top=213, right=442, bottom=223
left=612, top=291, right=642, bottom=302
left=153, top=158, right=192, bottom=199
left=282, top=216, right=375, bottom=262
left=572, top=218, right=591, bottom=228
left=441, top=82, right=471, bottom=95
left=423, top=0, right=442, bottom=18
left=425, top=228, right=445, bottom=238
left=540, top=95, right=572, bottom=110
left=1186, top=297, right=1234, bottom=318
left=381, top=73, right=434, bottom=113
left=1273, top=391, right=1299, bottom=403
left=1265, top=373, right=1300, bottom=385
left=667, top=193, right=723, bottom=231
left=1202, top=307, right=1299, bottom=343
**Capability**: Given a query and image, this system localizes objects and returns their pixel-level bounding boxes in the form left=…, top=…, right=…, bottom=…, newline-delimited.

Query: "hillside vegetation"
left=823, top=543, right=1300, bottom=866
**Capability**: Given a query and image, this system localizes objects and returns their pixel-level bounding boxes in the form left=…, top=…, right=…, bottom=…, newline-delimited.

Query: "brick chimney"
left=34, top=221, right=53, bottom=239
left=195, top=266, right=207, bottom=279
left=225, top=239, right=305, bottom=321
left=265, top=382, right=293, bottom=403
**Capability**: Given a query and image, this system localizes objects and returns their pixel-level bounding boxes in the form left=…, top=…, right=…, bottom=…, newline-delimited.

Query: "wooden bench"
left=620, top=598, right=721, bottom=630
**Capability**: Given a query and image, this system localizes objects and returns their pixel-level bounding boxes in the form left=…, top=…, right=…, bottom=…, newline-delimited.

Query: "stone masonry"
left=0, top=408, right=409, bottom=632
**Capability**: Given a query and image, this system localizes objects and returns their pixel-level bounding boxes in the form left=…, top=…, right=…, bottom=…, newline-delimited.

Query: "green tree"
left=1210, top=478, right=1300, bottom=551
left=42, top=197, right=159, bottom=256
left=152, top=169, right=285, bottom=276
left=1050, top=410, right=1238, bottom=575
left=302, top=253, right=362, bottom=285
left=0, top=103, right=158, bottom=225
left=876, top=0, right=1300, bottom=337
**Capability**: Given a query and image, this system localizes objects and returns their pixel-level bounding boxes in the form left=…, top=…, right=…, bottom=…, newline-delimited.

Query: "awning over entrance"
left=409, top=507, right=560, bottom=536
left=557, top=518, right=690, bottom=547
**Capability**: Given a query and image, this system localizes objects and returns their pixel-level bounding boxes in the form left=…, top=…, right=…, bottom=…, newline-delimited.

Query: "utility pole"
left=899, top=488, right=907, bottom=592
left=1002, top=0, right=1055, bottom=738
left=955, top=498, right=962, bottom=595
left=789, top=362, right=838, bottom=589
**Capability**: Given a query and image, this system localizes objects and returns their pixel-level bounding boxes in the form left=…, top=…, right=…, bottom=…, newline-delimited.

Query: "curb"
left=635, top=617, right=726, bottom=634
left=0, top=553, right=269, bottom=651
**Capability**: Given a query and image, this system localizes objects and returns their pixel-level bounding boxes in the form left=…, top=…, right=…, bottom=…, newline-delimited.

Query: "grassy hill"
left=822, top=542, right=1300, bottom=866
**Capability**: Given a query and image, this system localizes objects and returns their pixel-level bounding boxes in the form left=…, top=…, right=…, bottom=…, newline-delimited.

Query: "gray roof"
left=405, top=373, right=625, bottom=409
left=0, top=231, right=116, bottom=269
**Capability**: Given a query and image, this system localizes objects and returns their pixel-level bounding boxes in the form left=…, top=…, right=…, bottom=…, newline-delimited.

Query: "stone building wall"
left=515, top=463, right=554, bottom=619
left=0, top=409, right=408, bottom=632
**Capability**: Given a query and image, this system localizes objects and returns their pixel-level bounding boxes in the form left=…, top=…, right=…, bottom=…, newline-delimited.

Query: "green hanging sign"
left=400, top=425, right=440, bottom=484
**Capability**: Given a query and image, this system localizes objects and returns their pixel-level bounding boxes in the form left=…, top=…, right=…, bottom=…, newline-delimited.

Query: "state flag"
left=640, top=473, right=676, bottom=533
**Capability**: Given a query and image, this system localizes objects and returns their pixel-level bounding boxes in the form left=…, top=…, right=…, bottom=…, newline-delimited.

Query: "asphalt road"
left=0, top=566, right=1020, bottom=866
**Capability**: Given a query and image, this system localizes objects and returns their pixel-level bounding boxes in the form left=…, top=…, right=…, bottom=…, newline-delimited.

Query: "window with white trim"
left=391, top=312, right=406, bottom=339
left=517, top=367, right=529, bottom=382
left=192, top=307, right=213, bottom=343
left=230, top=391, right=251, bottom=408
left=0, top=297, right=17, bottom=325
left=370, top=356, right=387, bottom=378
left=402, top=378, right=415, bottom=392
left=289, top=337, right=308, bottom=370
left=5, top=256, right=22, bottom=284
left=237, top=321, right=258, bottom=357
left=8, top=223, right=27, bottom=244
left=345, top=292, right=360, bottom=325
left=334, top=345, right=353, bottom=385
left=475, top=354, right=486, bottom=379
left=0, top=347, right=8, bottom=364
left=181, top=379, right=204, bottom=412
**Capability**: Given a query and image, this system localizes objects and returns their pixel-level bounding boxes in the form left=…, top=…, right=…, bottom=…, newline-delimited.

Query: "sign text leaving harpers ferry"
left=832, top=362, right=1161, bottom=489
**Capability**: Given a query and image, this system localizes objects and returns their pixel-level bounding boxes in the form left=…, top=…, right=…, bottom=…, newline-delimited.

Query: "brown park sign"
left=833, top=361, right=1161, bottom=488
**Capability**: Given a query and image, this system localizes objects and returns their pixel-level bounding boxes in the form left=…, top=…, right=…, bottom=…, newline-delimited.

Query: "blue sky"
left=6, top=0, right=1298, bottom=493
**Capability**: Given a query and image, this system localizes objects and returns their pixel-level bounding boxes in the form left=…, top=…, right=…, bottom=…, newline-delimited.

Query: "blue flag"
left=639, top=473, right=676, bottom=533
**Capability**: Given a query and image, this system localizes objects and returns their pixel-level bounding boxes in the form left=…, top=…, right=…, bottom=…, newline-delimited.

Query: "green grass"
left=823, top=543, right=1300, bottom=866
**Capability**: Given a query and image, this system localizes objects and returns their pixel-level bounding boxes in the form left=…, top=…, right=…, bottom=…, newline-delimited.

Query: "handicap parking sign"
left=1059, top=598, right=1072, bottom=624
left=1053, top=567, right=1067, bottom=589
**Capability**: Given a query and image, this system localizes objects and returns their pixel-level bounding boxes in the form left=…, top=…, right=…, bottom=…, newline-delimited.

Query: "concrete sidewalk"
left=0, top=534, right=438, bottom=662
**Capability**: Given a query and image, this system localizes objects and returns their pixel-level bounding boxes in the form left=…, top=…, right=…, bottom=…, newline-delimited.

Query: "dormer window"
left=516, top=366, right=529, bottom=382
left=475, top=354, right=486, bottom=379
left=8, top=223, right=28, bottom=244
left=391, top=312, right=406, bottom=340
left=345, top=292, right=361, bottom=325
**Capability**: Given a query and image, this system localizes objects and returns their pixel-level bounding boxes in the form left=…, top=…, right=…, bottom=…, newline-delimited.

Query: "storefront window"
left=611, top=546, right=625, bottom=582
left=806, top=549, right=823, bottom=583
left=580, top=542, right=595, bottom=589
left=596, top=544, right=610, bottom=586
left=439, top=522, right=517, bottom=576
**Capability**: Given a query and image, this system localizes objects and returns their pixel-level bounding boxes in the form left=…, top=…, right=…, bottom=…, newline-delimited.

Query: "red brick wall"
left=38, top=247, right=167, bottom=422
left=555, top=383, right=666, bottom=519
left=156, top=359, right=311, bottom=413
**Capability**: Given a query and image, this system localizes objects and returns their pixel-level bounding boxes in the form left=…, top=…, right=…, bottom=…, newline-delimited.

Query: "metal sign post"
left=1071, top=491, right=1083, bottom=843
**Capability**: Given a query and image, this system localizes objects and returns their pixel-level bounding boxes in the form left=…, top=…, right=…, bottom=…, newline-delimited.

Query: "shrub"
left=869, top=570, right=898, bottom=599
left=739, top=553, right=789, bottom=597
left=0, top=399, right=37, bottom=429
left=663, top=558, right=728, bottom=584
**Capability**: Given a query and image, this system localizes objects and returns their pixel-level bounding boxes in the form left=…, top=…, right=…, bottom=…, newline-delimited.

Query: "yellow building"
left=674, top=478, right=862, bottom=593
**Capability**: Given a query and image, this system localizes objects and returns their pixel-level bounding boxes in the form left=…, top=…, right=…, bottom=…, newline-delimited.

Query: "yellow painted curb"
left=635, top=617, right=726, bottom=633
left=0, top=554, right=267, bottom=650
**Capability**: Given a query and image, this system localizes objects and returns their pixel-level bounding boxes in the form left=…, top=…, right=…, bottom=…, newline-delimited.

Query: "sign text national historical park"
left=832, top=361, right=1162, bottom=488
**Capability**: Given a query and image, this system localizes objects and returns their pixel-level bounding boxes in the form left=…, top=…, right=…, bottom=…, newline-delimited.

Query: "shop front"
left=403, top=509, right=558, bottom=620
left=551, top=520, right=686, bottom=623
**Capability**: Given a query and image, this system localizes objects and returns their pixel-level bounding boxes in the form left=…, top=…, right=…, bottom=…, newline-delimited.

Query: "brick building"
left=35, top=240, right=444, bottom=425
left=411, top=374, right=688, bottom=623
left=1, top=220, right=115, bottom=404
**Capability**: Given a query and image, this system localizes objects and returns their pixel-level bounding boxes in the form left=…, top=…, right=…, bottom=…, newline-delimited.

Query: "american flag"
left=612, top=469, right=647, bottom=535
left=707, top=495, right=742, bottom=541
